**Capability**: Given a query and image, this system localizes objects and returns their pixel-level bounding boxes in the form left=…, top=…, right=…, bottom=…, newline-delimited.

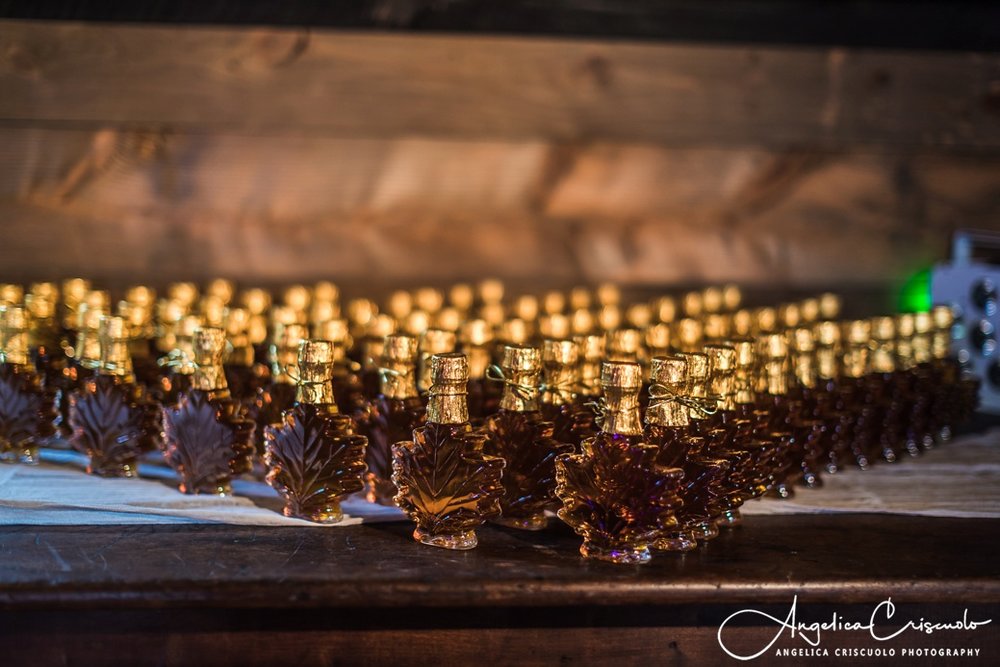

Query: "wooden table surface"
left=2, top=514, right=999, bottom=665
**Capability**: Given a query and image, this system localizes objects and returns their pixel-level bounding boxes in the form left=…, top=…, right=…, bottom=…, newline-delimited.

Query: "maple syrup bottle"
left=68, top=316, right=159, bottom=476
left=892, top=314, right=922, bottom=458
left=162, top=327, right=255, bottom=495
left=643, top=355, right=692, bottom=468
left=462, top=319, right=500, bottom=422
left=0, top=305, right=58, bottom=463
left=158, top=314, right=202, bottom=408
left=812, top=321, right=849, bottom=474
left=540, top=339, right=596, bottom=452
left=366, top=334, right=426, bottom=505
left=392, top=353, right=505, bottom=550
left=252, top=321, right=307, bottom=460
left=58, top=302, right=105, bottom=437
left=25, top=284, right=64, bottom=388
left=755, top=333, right=802, bottom=498
left=908, top=311, right=936, bottom=452
left=483, top=345, right=573, bottom=530
left=555, top=361, right=685, bottom=564
left=786, top=328, right=825, bottom=488
left=60, top=278, right=91, bottom=345
left=117, top=286, right=159, bottom=391
left=840, top=320, right=874, bottom=469
left=264, top=340, right=367, bottom=522
left=222, top=307, right=266, bottom=404
left=867, top=317, right=900, bottom=464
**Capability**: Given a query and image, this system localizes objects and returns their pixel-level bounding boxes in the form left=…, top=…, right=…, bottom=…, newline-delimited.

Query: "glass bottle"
left=366, top=333, right=426, bottom=505
left=264, top=340, right=367, bottom=522
left=755, top=333, right=802, bottom=498
left=867, top=316, right=900, bottom=464
left=786, top=328, right=825, bottom=488
left=118, top=286, right=159, bottom=391
left=483, top=345, right=573, bottom=530
left=540, top=339, right=596, bottom=452
left=393, top=353, right=504, bottom=549
left=555, top=361, right=685, bottom=564
left=841, top=320, right=874, bottom=468
left=893, top=314, right=922, bottom=458
left=0, top=305, right=59, bottom=463
left=251, top=321, right=307, bottom=465
left=162, top=327, right=255, bottom=494
left=68, top=316, right=159, bottom=476
left=25, top=285, right=64, bottom=389
left=909, top=311, right=936, bottom=452
left=461, top=319, right=500, bottom=422
left=157, top=314, right=201, bottom=407
left=812, top=321, right=849, bottom=474
left=222, top=307, right=267, bottom=404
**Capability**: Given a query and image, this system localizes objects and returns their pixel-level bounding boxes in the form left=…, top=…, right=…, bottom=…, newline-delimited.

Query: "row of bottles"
left=0, top=278, right=979, bottom=565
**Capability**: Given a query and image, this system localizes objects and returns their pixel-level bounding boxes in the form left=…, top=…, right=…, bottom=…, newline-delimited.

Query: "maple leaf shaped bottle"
left=25, top=284, right=64, bottom=391
left=0, top=305, right=59, bottom=464
left=392, top=352, right=504, bottom=550
left=555, top=361, right=685, bottom=564
left=264, top=340, right=367, bottom=522
left=162, top=327, right=255, bottom=494
left=540, top=339, right=596, bottom=452
left=366, top=333, right=426, bottom=505
left=68, top=316, right=159, bottom=476
left=57, top=302, right=105, bottom=437
left=483, top=345, right=574, bottom=530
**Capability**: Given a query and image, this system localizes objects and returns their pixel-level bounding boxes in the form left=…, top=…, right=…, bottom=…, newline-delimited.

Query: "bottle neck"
left=645, top=388, right=689, bottom=428
left=297, top=371, right=334, bottom=405
left=1, top=329, right=31, bottom=367
left=499, top=366, right=541, bottom=412
left=381, top=358, right=419, bottom=400
left=427, top=380, right=469, bottom=424
left=75, top=329, right=102, bottom=366
left=601, top=386, right=642, bottom=435
left=194, top=362, right=227, bottom=392
left=99, top=338, right=133, bottom=378
left=816, top=347, right=838, bottom=380
left=541, top=362, right=577, bottom=406
left=710, top=369, right=736, bottom=410
left=791, top=352, right=817, bottom=388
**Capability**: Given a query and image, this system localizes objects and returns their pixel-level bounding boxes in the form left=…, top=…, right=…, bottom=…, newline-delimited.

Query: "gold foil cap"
left=597, top=305, right=621, bottom=331
left=754, top=307, right=777, bottom=334
left=206, top=279, right=235, bottom=305
left=421, top=328, right=457, bottom=355
left=575, top=333, right=605, bottom=361
left=314, top=281, right=339, bottom=304
left=674, top=318, right=702, bottom=351
left=499, top=318, right=529, bottom=345
left=871, top=316, right=895, bottom=341
left=502, top=344, right=540, bottom=372
left=385, top=333, right=418, bottom=362
left=778, top=303, right=801, bottom=329
left=449, top=283, right=474, bottom=311
left=403, top=309, right=431, bottom=335
left=432, top=352, right=468, bottom=382
left=645, top=323, right=671, bottom=354
left=844, top=320, right=871, bottom=345
left=800, top=298, right=820, bottom=323
left=649, top=355, right=686, bottom=387
left=541, top=339, right=579, bottom=406
left=819, top=293, right=842, bottom=319
left=543, top=290, right=566, bottom=315
left=0, top=284, right=23, bottom=304
left=310, top=300, right=339, bottom=326
left=914, top=311, right=933, bottom=335
left=759, top=333, right=788, bottom=359
left=499, top=345, right=541, bottom=411
left=478, top=279, right=504, bottom=306
left=652, top=296, right=677, bottom=323
left=26, top=292, right=56, bottom=320
left=896, top=313, right=916, bottom=338
left=596, top=282, right=620, bottom=307
left=30, top=282, right=59, bottom=301
left=86, top=290, right=110, bottom=313
left=931, top=305, right=954, bottom=330
left=571, top=308, right=595, bottom=335
left=193, top=327, right=227, bottom=366
left=601, top=361, right=643, bottom=391
left=625, top=303, right=652, bottom=328
left=414, top=287, right=444, bottom=314
left=814, top=321, right=840, bottom=347
left=387, top=290, right=413, bottom=320
left=789, top=327, right=815, bottom=353
left=569, top=287, right=591, bottom=311
left=704, top=344, right=737, bottom=373
left=732, top=309, right=753, bottom=336
left=296, top=339, right=335, bottom=405
left=683, top=291, right=703, bottom=317
left=283, top=284, right=311, bottom=312
left=241, top=288, right=271, bottom=315
left=703, top=286, right=724, bottom=314
left=722, top=284, right=742, bottom=311
left=723, top=337, right=755, bottom=368
left=381, top=334, right=419, bottom=399
left=539, top=314, right=571, bottom=340
left=607, top=328, right=642, bottom=362
left=168, top=282, right=199, bottom=309
left=703, top=313, right=731, bottom=340
left=426, top=353, right=469, bottom=424
left=542, top=339, right=578, bottom=366
left=0, top=305, right=30, bottom=366
left=460, top=319, right=492, bottom=347
left=367, top=313, right=396, bottom=339
left=513, top=294, right=539, bottom=322
left=98, top=315, right=132, bottom=376
left=435, top=307, right=461, bottom=332
left=314, top=318, right=350, bottom=345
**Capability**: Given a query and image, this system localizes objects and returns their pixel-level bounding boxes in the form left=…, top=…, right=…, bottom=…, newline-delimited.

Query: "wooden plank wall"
left=1, top=20, right=999, bottom=292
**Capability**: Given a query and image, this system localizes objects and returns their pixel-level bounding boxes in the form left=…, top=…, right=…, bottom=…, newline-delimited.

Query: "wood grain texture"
left=2, top=515, right=999, bottom=609
left=2, top=21, right=999, bottom=148
left=2, top=127, right=999, bottom=289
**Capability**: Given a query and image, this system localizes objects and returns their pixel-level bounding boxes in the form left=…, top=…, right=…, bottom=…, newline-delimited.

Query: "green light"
left=899, top=267, right=932, bottom=313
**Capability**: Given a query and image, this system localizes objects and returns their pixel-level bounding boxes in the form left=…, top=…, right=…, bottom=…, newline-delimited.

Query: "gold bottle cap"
left=914, top=311, right=933, bottom=335
left=460, top=319, right=492, bottom=347
left=601, top=361, right=643, bottom=391
left=674, top=318, right=702, bottom=351
left=789, top=327, right=815, bottom=353
left=314, top=318, right=350, bottom=345
left=844, top=319, right=871, bottom=345
left=124, top=285, right=155, bottom=308
left=502, top=344, right=540, bottom=372
left=421, top=328, right=457, bottom=355
left=799, top=298, right=820, bottom=323
left=542, top=338, right=578, bottom=366
left=314, top=281, right=339, bottom=304
left=478, top=279, right=505, bottom=305
left=283, top=284, right=312, bottom=312
left=703, top=313, right=731, bottom=340
left=539, top=313, right=571, bottom=340
left=76, top=302, right=105, bottom=331
left=296, top=339, right=335, bottom=405
left=480, top=302, right=506, bottom=327
left=722, top=284, right=742, bottom=311
left=499, top=318, right=529, bottom=345
left=647, top=297, right=674, bottom=325
left=499, top=345, right=541, bottom=411
left=575, top=333, right=605, bottom=361
left=310, top=300, right=339, bottom=326
left=649, top=296, right=675, bottom=324
left=86, top=290, right=110, bottom=313
left=596, top=282, right=620, bottom=307
left=62, top=278, right=90, bottom=303
left=703, top=344, right=737, bottom=373
left=224, top=307, right=250, bottom=336
left=895, top=313, right=916, bottom=338
left=569, top=287, right=591, bottom=311
left=597, top=305, right=621, bottom=331
left=449, top=283, right=474, bottom=311
left=778, top=303, right=801, bottom=329
left=607, top=328, right=643, bottom=362
left=191, top=326, right=228, bottom=391
left=0, top=283, right=24, bottom=304
left=167, top=282, right=199, bottom=308
left=241, top=288, right=272, bottom=315
left=814, top=321, right=840, bottom=347
left=645, top=322, right=671, bottom=353
left=98, top=315, right=132, bottom=376
left=200, top=295, right=227, bottom=327
left=178, top=314, right=204, bottom=339
left=575, top=333, right=605, bottom=397
left=570, top=308, right=594, bottom=335
left=272, top=323, right=308, bottom=382
left=731, top=309, right=753, bottom=336
left=819, top=293, right=842, bottom=320
left=426, top=352, right=469, bottom=424
left=722, top=337, right=755, bottom=367
left=387, top=290, right=413, bottom=320
left=347, top=298, right=378, bottom=328
left=26, top=293, right=56, bottom=320
left=382, top=333, right=419, bottom=398
left=649, top=355, right=686, bottom=387
left=931, top=305, right=954, bottom=330
left=870, top=316, right=895, bottom=341
left=512, top=294, right=539, bottom=321
left=414, top=287, right=444, bottom=314
left=0, top=305, right=30, bottom=366
left=367, top=313, right=396, bottom=339
left=206, top=279, right=235, bottom=305
left=435, top=307, right=461, bottom=332
left=625, top=303, right=652, bottom=328
left=758, top=333, right=788, bottom=359
left=753, top=307, right=777, bottom=334
left=543, top=290, right=566, bottom=315
left=385, top=333, right=419, bottom=362
left=702, top=286, right=724, bottom=314
left=683, top=291, right=703, bottom=317
left=30, top=282, right=59, bottom=301
left=402, top=309, right=430, bottom=335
